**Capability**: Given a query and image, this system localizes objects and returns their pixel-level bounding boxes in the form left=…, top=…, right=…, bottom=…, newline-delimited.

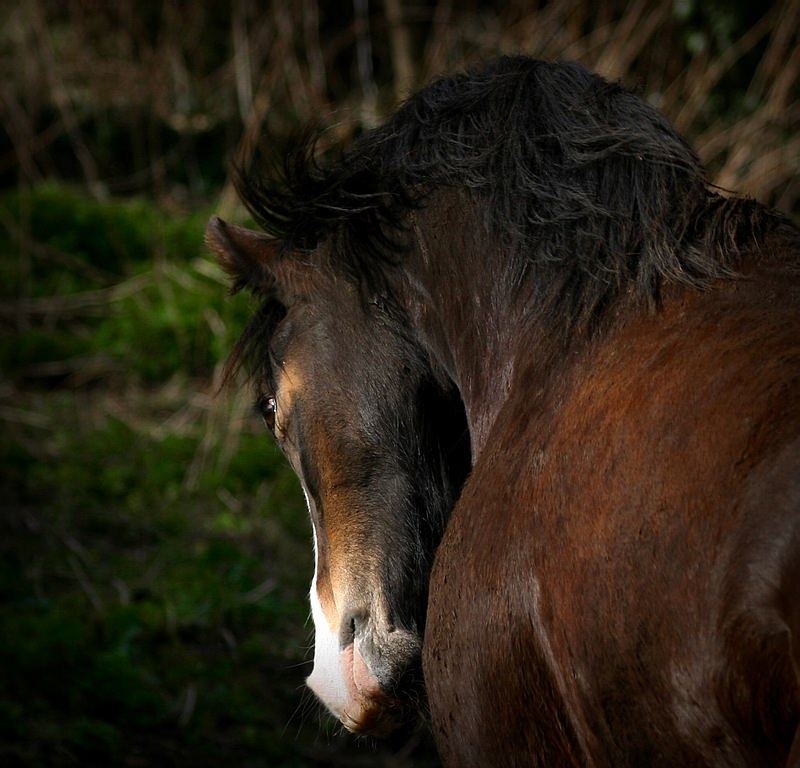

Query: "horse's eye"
left=258, top=395, right=277, bottom=431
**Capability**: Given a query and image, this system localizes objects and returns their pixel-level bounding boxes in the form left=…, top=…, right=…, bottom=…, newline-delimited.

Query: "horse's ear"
left=206, top=215, right=297, bottom=300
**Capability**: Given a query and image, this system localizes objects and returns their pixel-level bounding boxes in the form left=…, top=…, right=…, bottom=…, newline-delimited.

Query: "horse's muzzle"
left=307, top=613, right=422, bottom=736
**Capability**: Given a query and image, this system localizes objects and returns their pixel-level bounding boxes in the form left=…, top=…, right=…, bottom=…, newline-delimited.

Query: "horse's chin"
left=307, top=638, right=412, bottom=737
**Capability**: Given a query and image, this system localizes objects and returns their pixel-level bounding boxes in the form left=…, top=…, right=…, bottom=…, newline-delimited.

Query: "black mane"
left=235, top=56, right=790, bottom=322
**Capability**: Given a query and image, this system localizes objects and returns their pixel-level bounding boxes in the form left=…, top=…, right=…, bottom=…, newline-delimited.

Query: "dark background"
left=1, top=1, right=798, bottom=766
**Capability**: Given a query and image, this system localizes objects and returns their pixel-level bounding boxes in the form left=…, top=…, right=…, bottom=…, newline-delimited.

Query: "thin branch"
left=384, top=0, right=415, bottom=103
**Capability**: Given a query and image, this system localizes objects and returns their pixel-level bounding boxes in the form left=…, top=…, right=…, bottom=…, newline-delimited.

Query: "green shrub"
left=1, top=184, right=254, bottom=383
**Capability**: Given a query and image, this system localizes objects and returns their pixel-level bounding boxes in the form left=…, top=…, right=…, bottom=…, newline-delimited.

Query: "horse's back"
left=425, top=250, right=800, bottom=767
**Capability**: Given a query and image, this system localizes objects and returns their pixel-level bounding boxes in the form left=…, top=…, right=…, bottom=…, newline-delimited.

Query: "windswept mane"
left=235, top=56, right=790, bottom=321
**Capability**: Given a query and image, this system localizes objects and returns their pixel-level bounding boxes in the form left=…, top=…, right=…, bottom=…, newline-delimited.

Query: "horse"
left=207, top=56, right=800, bottom=766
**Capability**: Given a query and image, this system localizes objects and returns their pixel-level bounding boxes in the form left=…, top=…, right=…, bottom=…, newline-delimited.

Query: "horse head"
left=206, top=215, right=470, bottom=736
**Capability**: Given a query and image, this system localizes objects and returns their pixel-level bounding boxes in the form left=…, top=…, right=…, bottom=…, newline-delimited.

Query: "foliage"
left=0, top=397, right=318, bottom=766
left=0, top=184, right=252, bottom=382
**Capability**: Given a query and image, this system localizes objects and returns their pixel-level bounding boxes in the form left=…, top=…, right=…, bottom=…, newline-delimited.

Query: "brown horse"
left=208, top=57, right=800, bottom=766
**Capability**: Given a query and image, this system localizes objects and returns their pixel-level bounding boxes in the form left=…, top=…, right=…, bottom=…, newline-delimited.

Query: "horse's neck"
left=406, top=202, right=536, bottom=461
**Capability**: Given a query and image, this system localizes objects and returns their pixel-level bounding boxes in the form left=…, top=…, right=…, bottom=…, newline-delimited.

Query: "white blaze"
left=303, top=488, right=350, bottom=715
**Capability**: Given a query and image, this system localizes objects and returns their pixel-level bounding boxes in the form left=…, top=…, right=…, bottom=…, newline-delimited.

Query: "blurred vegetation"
left=0, top=1, right=797, bottom=766
left=2, top=0, right=798, bottom=213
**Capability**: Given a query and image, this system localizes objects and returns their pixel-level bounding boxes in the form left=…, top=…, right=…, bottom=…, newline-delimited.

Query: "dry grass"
left=1, top=0, right=797, bottom=217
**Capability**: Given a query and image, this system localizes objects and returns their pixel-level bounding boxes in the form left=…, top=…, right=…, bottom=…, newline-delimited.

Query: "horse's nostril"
left=342, top=612, right=362, bottom=645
